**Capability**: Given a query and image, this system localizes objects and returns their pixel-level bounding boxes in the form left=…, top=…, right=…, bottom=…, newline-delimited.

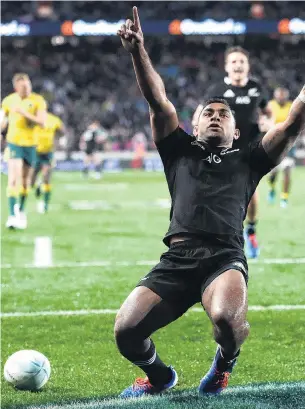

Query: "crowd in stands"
left=2, top=1, right=305, bottom=22
left=2, top=2, right=305, bottom=151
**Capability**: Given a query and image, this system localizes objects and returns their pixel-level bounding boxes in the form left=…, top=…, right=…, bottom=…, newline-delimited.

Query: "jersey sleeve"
left=248, top=140, right=276, bottom=176
left=155, top=126, right=193, bottom=169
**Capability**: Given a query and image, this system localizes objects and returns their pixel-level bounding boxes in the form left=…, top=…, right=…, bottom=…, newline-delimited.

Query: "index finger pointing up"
left=133, top=6, right=141, bottom=30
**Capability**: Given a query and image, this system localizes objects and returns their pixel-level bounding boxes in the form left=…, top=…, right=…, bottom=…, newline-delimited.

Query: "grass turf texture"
left=1, top=169, right=305, bottom=408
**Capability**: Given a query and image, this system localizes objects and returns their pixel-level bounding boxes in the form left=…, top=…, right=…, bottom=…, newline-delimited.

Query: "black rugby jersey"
left=156, top=127, right=274, bottom=249
left=205, top=77, right=268, bottom=147
left=83, top=128, right=99, bottom=151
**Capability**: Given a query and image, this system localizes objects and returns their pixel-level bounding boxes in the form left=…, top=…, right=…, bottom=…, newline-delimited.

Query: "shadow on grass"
left=3, top=381, right=305, bottom=409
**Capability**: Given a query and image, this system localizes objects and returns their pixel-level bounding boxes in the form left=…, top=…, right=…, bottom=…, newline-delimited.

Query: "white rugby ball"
left=4, top=350, right=51, bottom=391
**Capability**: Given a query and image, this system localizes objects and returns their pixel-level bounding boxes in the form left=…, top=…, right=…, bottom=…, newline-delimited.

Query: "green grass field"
left=1, top=169, right=305, bottom=409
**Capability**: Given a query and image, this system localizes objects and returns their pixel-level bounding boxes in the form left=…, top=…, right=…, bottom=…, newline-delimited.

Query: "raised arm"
left=262, top=86, right=305, bottom=164
left=117, top=7, right=178, bottom=142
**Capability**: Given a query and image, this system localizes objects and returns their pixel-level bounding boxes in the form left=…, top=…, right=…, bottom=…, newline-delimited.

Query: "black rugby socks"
left=218, top=348, right=240, bottom=371
left=246, top=221, right=257, bottom=235
left=130, top=339, right=172, bottom=387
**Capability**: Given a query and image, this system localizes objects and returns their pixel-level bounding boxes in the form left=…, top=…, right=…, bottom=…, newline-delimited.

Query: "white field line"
left=19, top=381, right=305, bottom=409
left=68, top=199, right=171, bottom=210
left=2, top=305, right=305, bottom=318
left=63, top=183, right=128, bottom=191
left=224, top=381, right=305, bottom=394
left=1, top=257, right=305, bottom=270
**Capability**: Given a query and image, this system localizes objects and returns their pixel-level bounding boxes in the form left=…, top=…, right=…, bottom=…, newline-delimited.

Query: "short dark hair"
left=199, top=97, right=235, bottom=120
left=224, top=46, right=250, bottom=62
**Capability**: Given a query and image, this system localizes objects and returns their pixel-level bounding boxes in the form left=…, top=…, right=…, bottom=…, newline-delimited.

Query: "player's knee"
left=213, top=311, right=249, bottom=347
left=114, top=313, right=139, bottom=348
left=211, top=308, right=246, bottom=332
left=114, top=322, right=140, bottom=355
left=7, top=175, right=17, bottom=187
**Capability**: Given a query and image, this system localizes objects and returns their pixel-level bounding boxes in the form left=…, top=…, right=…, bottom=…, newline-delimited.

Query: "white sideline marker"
left=34, top=237, right=53, bottom=267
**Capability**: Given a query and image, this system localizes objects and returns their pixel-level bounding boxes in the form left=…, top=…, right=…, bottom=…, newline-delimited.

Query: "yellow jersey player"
left=1, top=73, right=47, bottom=229
left=267, top=88, right=293, bottom=207
left=31, top=112, right=65, bottom=213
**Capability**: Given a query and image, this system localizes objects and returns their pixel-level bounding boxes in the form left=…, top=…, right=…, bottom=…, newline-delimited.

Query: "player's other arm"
left=117, top=7, right=178, bottom=143
left=262, top=85, right=305, bottom=164
left=23, top=109, right=46, bottom=127
left=13, top=96, right=47, bottom=127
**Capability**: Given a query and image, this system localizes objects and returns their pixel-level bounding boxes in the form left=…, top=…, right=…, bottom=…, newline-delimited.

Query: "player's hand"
left=12, top=106, right=27, bottom=116
left=117, top=6, right=144, bottom=54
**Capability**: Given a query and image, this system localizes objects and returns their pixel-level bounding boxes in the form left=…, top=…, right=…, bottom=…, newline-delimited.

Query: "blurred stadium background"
left=1, top=2, right=305, bottom=409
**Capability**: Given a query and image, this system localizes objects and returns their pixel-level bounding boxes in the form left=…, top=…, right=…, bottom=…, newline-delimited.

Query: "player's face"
left=194, top=103, right=239, bottom=147
left=90, top=121, right=100, bottom=129
left=14, top=78, right=32, bottom=97
left=274, top=88, right=289, bottom=104
left=225, top=52, right=250, bottom=82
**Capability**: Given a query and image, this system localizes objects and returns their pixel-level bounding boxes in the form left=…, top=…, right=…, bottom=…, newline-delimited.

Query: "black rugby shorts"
left=136, top=238, right=248, bottom=310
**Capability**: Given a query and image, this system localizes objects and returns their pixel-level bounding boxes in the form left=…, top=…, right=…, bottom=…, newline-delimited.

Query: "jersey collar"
left=224, top=76, right=249, bottom=87
left=15, top=92, right=33, bottom=100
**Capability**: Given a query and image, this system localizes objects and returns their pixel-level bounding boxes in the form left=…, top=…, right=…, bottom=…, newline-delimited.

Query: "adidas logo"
left=223, top=89, right=235, bottom=98
left=236, top=96, right=251, bottom=104
left=248, top=87, right=260, bottom=97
